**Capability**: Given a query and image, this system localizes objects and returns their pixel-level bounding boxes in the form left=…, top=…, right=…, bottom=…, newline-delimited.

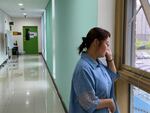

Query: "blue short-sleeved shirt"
left=69, top=52, right=120, bottom=113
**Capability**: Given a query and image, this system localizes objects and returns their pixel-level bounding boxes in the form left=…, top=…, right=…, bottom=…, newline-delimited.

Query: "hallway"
left=0, top=55, right=65, bottom=113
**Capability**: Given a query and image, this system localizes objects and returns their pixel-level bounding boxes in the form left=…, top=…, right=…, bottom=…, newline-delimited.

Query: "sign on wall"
left=13, top=31, right=21, bottom=36
left=29, top=32, right=37, bottom=38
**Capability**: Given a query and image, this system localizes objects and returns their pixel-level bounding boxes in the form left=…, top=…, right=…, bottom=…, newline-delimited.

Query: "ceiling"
left=0, top=0, right=49, bottom=17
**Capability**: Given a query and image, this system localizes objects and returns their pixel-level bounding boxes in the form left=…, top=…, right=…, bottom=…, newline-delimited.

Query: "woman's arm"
left=107, top=60, right=116, bottom=73
left=96, top=98, right=116, bottom=113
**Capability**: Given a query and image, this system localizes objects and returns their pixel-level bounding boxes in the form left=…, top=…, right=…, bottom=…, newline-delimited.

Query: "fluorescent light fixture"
left=18, top=3, right=23, bottom=6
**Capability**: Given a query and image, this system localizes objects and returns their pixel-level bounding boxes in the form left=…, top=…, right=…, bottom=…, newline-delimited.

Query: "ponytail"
left=78, top=37, right=87, bottom=54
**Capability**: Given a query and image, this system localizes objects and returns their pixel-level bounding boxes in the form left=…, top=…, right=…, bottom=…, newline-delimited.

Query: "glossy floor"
left=0, top=55, right=65, bottom=113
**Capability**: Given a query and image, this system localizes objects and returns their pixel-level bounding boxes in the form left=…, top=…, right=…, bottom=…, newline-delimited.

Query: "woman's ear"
left=94, top=39, right=100, bottom=46
left=92, top=39, right=100, bottom=48
left=92, top=39, right=97, bottom=47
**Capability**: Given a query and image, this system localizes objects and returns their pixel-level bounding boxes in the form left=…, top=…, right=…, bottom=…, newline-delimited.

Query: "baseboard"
left=0, top=58, right=8, bottom=69
left=41, top=54, right=68, bottom=113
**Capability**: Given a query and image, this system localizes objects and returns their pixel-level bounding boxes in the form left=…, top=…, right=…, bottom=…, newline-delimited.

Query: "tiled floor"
left=0, top=55, right=65, bottom=113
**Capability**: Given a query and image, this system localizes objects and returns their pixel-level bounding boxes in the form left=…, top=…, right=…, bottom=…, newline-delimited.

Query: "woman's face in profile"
left=97, top=37, right=109, bottom=57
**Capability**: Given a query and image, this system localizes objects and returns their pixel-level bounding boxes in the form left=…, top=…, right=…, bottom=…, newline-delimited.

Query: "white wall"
left=0, top=9, right=11, bottom=65
left=98, top=0, right=116, bottom=55
left=12, top=17, right=42, bottom=54
left=41, top=11, right=47, bottom=60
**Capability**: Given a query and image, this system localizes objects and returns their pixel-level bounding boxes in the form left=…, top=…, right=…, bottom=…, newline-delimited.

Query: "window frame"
left=115, top=0, right=150, bottom=94
left=140, top=0, right=150, bottom=27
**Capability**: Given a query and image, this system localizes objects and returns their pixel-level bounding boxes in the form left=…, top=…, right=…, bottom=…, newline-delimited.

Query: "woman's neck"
left=87, top=49, right=97, bottom=60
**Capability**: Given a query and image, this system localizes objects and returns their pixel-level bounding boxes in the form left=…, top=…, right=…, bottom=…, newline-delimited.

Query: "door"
left=23, top=26, right=38, bottom=54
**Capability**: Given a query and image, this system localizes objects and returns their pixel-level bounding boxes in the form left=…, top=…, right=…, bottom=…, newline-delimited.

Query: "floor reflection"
left=0, top=55, right=65, bottom=113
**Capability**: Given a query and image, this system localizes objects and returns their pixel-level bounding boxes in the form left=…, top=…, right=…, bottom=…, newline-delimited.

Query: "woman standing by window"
left=69, top=27, right=120, bottom=113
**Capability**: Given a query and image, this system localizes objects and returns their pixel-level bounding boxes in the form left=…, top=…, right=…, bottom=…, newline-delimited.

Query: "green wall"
left=45, top=0, right=98, bottom=110
left=45, top=0, right=53, bottom=71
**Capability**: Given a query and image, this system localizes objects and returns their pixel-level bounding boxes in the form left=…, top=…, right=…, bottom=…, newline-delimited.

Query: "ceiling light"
left=23, top=13, right=27, bottom=18
left=26, top=91, right=30, bottom=96
left=23, top=13, right=27, bottom=15
left=18, top=3, right=23, bottom=6
left=25, top=100, right=29, bottom=105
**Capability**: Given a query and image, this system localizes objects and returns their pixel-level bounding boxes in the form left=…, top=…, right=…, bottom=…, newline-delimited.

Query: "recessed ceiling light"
left=26, top=91, right=30, bottom=95
left=23, top=13, right=27, bottom=15
left=18, top=3, right=23, bottom=6
left=25, top=100, right=29, bottom=105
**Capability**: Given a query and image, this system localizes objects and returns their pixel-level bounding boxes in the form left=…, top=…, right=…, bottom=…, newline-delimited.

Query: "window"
left=115, top=0, right=150, bottom=112
left=125, top=0, right=150, bottom=73
left=124, top=0, right=150, bottom=112
left=130, top=85, right=150, bottom=113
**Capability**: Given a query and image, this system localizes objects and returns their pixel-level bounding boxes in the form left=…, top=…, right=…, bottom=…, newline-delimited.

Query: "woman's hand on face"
left=105, top=47, right=113, bottom=60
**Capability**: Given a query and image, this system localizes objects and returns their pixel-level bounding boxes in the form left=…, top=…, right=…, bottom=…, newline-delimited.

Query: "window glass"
left=148, top=0, right=150, bottom=5
left=130, top=85, right=150, bottom=113
left=125, top=0, right=150, bottom=72
left=135, top=8, right=150, bottom=72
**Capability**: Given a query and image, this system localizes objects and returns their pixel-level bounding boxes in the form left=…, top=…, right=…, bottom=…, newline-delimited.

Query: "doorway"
left=23, top=26, right=38, bottom=54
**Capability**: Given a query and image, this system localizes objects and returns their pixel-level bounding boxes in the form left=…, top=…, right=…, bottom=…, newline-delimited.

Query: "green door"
left=23, top=26, right=38, bottom=54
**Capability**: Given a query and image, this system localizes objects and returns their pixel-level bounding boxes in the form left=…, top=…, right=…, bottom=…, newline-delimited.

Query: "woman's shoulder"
left=72, top=59, right=91, bottom=76
left=73, top=59, right=94, bottom=80
left=76, top=58, right=91, bottom=70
